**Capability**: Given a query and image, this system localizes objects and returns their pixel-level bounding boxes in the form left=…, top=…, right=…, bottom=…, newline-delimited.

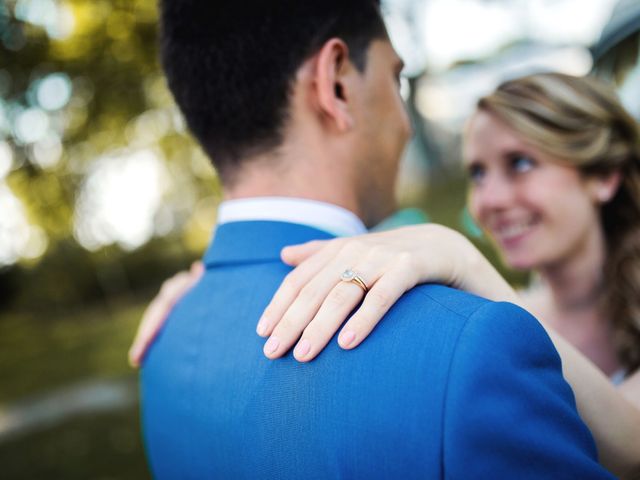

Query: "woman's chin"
left=502, top=253, right=538, bottom=271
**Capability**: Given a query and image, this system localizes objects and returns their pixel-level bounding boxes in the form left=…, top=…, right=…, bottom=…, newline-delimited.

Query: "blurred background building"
left=0, top=0, right=638, bottom=478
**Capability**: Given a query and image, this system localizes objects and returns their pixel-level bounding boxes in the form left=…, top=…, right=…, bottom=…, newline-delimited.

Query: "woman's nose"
left=475, top=175, right=515, bottom=211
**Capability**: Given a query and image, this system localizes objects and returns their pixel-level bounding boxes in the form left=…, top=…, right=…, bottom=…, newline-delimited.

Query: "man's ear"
left=313, top=38, right=357, bottom=132
left=587, top=170, right=622, bottom=204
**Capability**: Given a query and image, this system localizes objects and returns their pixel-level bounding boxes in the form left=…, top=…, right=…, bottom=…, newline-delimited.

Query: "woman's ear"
left=588, top=170, right=622, bottom=204
left=312, top=38, right=356, bottom=132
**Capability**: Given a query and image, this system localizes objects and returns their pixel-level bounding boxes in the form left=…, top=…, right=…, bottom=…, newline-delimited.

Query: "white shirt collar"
left=217, top=197, right=367, bottom=237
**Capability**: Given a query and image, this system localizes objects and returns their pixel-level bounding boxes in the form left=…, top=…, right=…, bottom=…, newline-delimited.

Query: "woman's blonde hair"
left=477, top=72, right=640, bottom=372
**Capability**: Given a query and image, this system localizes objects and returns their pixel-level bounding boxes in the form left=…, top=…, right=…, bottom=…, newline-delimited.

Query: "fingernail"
left=256, top=318, right=268, bottom=336
left=264, top=336, right=280, bottom=355
left=339, top=330, right=357, bottom=348
left=295, top=339, right=311, bottom=359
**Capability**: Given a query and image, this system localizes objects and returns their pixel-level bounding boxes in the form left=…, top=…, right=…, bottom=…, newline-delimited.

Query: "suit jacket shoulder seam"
left=438, top=300, right=498, bottom=478
left=412, top=287, right=489, bottom=321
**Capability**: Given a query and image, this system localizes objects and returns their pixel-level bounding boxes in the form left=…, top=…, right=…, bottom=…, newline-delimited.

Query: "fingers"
left=260, top=235, right=420, bottom=363
left=190, top=260, right=205, bottom=277
left=265, top=261, right=379, bottom=362
left=281, top=240, right=329, bottom=266
left=291, top=277, right=372, bottom=362
left=128, top=264, right=204, bottom=368
left=261, top=253, right=362, bottom=358
left=337, top=264, right=414, bottom=350
left=257, top=240, right=343, bottom=337
left=288, top=254, right=418, bottom=362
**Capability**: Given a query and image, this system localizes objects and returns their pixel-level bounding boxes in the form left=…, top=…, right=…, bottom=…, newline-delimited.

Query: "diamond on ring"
left=341, top=269, right=356, bottom=281
left=340, top=269, right=369, bottom=293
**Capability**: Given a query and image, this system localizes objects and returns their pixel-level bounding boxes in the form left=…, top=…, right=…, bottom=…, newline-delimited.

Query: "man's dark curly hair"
left=159, top=1, right=386, bottom=182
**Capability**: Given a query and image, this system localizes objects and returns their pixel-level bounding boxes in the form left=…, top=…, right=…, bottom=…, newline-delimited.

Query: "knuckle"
left=329, top=238, right=349, bottom=256
left=367, top=245, right=385, bottom=259
left=341, top=239, right=363, bottom=258
left=368, top=290, right=391, bottom=311
left=159, top=280, right=174, bottom=296
left=326, top=238, right=343, bottom=251
left=148, top=296, right=167, bottom=312
left=395, top=252, right=413, bottom=268
left=297, top=284, right=317, bottom=304
left=327, top=287, right=349, bottom=308
left=281, top=273, right=300, bottom=294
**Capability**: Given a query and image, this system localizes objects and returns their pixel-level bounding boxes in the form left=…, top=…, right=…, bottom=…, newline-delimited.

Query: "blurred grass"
left=0, top=406, right=151, bottom=480
left=0, top=300, right=145, bottom=404
left=0, top=297, right=152, bottom=480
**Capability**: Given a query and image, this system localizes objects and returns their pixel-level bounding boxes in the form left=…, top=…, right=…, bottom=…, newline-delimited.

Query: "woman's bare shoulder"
left=515, top=283, right=551, bottom=321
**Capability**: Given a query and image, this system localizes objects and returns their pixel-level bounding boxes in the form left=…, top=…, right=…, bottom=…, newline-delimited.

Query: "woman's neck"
left=530, top=226, right=622, bottom=376
left=537, top=226, right=607, bottom=312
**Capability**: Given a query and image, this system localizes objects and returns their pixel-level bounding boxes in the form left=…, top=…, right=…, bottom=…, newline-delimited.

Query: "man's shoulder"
left=395, top=283, right=548, bottom=337
left=384, top=283, right=500, bottom=334
left=400, top=283, right=493, bottom=319
left=384, top=284, right=555, bottom=362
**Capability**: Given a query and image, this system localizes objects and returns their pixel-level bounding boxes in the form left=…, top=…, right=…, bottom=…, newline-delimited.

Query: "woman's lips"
left=491, top=218, right=539, bottom=249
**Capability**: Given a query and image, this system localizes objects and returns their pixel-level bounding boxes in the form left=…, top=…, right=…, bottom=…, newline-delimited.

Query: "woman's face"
left=463, top=110, right=605, bottom=271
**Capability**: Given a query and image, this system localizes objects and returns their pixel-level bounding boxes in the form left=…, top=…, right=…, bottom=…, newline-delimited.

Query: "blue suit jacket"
left=141, top=221, right=614, bottom=479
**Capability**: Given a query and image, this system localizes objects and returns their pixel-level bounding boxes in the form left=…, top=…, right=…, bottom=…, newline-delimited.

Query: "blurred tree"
left=0, top=0, right=221, bottom=310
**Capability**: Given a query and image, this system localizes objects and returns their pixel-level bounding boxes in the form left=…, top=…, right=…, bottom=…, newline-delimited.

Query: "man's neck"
left=223, top=157, right=365, bottom=223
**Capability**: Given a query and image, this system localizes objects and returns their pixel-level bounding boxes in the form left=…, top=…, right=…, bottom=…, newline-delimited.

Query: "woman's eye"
left=467, top=164, right=485, bottom=183
left=510, top=155, right=535, bottom=173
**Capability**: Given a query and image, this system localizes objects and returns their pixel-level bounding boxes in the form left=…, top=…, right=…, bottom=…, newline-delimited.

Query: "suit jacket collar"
left=203, top=221, right=336, bottom=267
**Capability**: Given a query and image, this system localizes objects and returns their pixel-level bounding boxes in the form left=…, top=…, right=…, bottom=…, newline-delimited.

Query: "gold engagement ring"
left=340, top=269, right=369, bottom=293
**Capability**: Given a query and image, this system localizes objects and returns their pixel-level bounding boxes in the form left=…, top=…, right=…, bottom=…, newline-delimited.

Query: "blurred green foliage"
left=3, top=0, right=158, bottom=239
left=0, top=0, right=220, bottom=311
